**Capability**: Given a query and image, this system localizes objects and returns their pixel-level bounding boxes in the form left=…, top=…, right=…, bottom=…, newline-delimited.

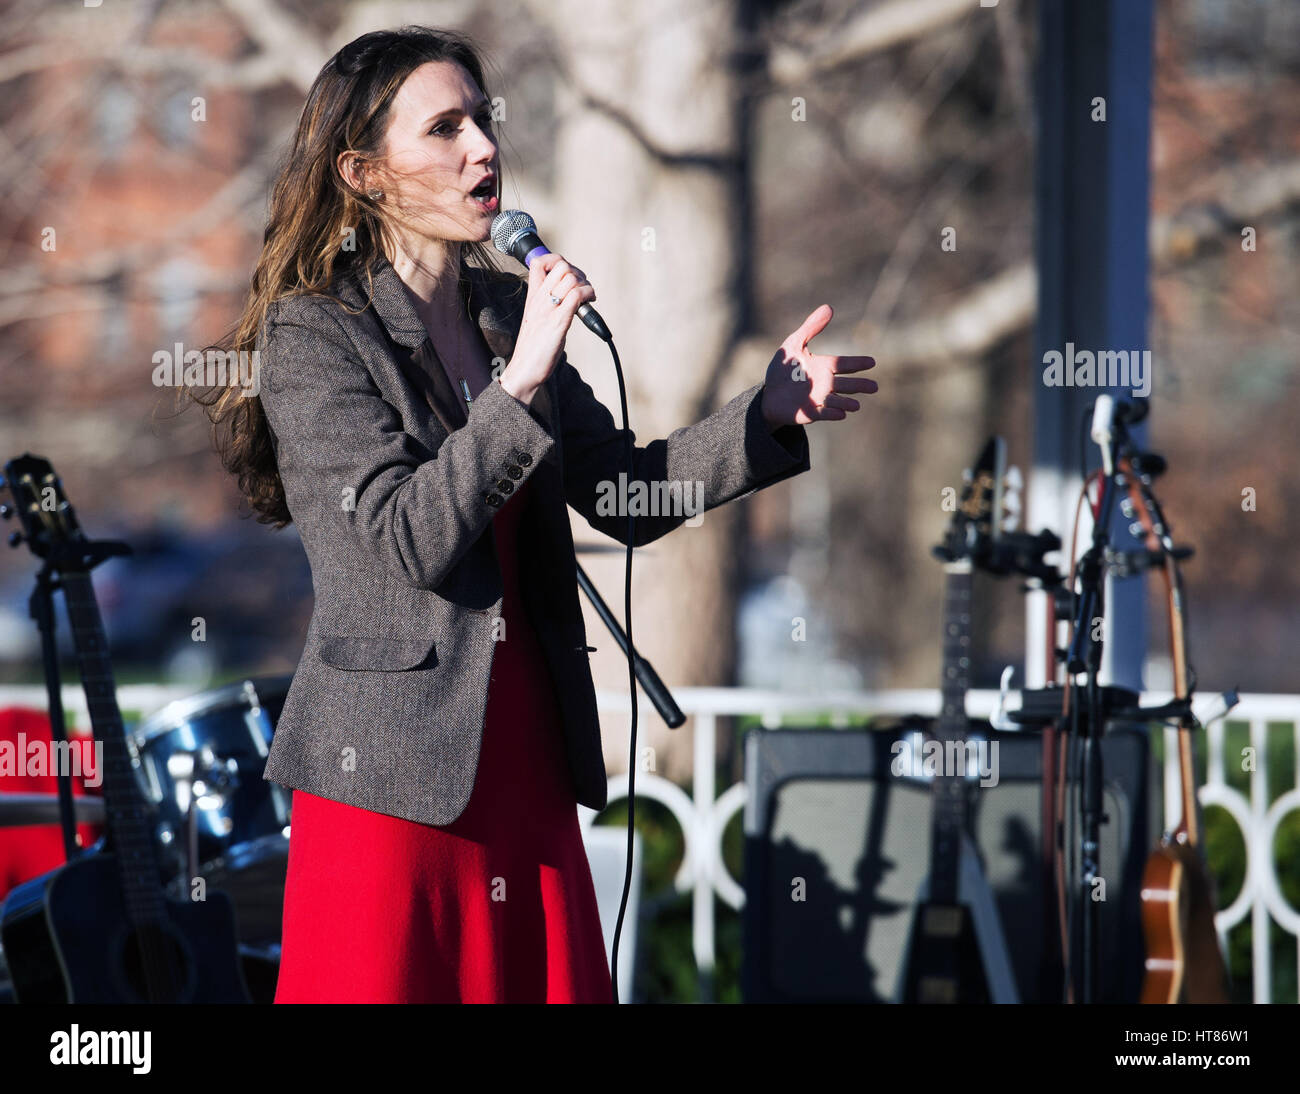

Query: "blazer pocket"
left=317, top=634, right=437, bottom=671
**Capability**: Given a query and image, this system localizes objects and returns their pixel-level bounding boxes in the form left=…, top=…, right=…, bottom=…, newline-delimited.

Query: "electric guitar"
left=1123, top=451, right=1230, bottom=1004
left=0, top=454, right=250, bottom=1002
left=897, top=437, right=1020, bottom=1004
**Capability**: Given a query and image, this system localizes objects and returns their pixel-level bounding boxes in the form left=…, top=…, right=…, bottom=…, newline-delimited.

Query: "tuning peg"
left=7, top=530, right=23, bottom=548
left=0, top=503, right=11, bottom=519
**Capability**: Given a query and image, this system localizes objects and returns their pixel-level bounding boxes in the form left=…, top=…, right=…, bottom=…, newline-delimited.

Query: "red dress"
left=273, top=477, right=613, bottom=1003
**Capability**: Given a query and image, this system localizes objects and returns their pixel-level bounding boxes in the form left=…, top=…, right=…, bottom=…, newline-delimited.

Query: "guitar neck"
left=1164, top=556, right=1201, bottom=846
left=59, top=570, right=167, bottom=925
left=929, top=561, right=973, bottom=907
left=1127, top=456, right=1203, bottom=849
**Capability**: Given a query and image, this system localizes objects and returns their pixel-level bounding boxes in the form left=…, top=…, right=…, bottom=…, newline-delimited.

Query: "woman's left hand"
left=760, top=304, right=877, bottom=428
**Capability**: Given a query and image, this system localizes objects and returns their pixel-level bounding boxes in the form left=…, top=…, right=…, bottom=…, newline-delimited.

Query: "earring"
left=366, top=188, right=384, bottom=200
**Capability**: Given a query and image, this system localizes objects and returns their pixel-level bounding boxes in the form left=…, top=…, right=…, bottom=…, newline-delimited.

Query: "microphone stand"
left=1062, top=403, right=1146, bottom=1003
left=1009, top=413, right=1229, bottom=1002
left=1062, top=410, right=1155, bottom=1003
left=575, top=561, right=684, bottom=729
left=1065, top=482, right=1118, bottom=1005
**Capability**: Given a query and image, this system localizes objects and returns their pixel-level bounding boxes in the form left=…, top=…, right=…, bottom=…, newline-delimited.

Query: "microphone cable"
left=490, top=209, right=639, bottom=1003
left=605, top=337, right=637, bottom=1006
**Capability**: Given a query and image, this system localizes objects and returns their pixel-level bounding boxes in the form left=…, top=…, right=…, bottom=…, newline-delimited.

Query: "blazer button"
left=506, top=464, right=523, bottom=480
left=496, top=479, right=514, bottom=495
left=484, top=491, right=503, bottom=507
left=515, top=451, right=533, bottom=467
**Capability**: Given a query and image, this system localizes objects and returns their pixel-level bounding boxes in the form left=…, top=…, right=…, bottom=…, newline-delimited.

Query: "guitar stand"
left=1060, top=411, right=1211, bottom=1004
left=951, top=427, right=1233, bottom=1004
left=27, top=565, right=79, bottom=862
left=990, top=485, right=1167, bottom=1004
left=17, top=540, right=132, bottom=865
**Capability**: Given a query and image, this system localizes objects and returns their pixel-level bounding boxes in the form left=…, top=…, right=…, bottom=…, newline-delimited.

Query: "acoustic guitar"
left=0, top=454, right=250, bottom=1003
left=1123, top=451, right=1229, bottom=1004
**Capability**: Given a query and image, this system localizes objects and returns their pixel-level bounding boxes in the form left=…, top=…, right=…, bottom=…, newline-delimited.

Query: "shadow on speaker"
left=740, top=717, right=1155, bottom=1003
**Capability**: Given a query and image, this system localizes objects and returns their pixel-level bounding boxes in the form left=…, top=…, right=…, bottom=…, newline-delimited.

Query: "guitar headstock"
left=2, top=453, right=84, bottom=563
left=935, top=437, right=1022, bottom=565
left=1001, top=465, right=1023, bottom=536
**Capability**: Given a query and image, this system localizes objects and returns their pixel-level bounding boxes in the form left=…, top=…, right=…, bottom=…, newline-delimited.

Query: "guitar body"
left=897, top=832, right=1018, bottom=1004
left=1139, top=837, right=1229, bottom=1004
left=900, top=901, right=990, bottom=1004
left=2, top=849, right=250, bottom=1003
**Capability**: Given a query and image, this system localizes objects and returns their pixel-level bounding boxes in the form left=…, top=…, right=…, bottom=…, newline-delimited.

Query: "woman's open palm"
left=760, top=304, right=878, bottom=426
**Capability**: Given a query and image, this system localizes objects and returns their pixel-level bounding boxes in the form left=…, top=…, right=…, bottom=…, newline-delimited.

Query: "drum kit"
left=0, top=674, right=295, bottom=1004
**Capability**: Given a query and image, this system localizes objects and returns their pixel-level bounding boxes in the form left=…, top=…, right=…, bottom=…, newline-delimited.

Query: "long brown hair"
left=191, top=26, right=505, bottom=527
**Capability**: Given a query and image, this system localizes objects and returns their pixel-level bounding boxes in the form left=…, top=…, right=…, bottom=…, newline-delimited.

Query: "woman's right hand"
left=499, top=252, right=596, bottom=406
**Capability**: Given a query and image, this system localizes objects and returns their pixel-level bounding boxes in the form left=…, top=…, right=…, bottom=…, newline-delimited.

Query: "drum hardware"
left=128, top=675, right=292, bottom=888
left=164, top=745, right=240, bottom=890
left=0, top=793, right=106, bottom=827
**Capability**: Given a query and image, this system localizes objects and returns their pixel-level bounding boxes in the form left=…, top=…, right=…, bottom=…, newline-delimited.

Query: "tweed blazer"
left=256, top=253, right=811, bottom=826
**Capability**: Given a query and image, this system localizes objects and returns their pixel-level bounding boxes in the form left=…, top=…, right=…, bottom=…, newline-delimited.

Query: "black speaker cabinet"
left=741, top=718, right=1156, bottom=1003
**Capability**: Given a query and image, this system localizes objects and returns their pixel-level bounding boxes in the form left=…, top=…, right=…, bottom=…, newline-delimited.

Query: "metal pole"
left=1029, top=0, right=1154, bottom=691
left=1030, top=0, right=1155, bottom=1002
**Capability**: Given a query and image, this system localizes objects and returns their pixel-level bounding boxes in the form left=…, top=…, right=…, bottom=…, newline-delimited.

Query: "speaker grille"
left=742, top=722, right=1152, bottom=1003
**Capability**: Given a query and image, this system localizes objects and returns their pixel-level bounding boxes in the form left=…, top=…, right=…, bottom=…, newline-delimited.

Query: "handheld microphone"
left=1091, top=395, right=1150, bottom=477
left=490, top=209, right=613, bottom=342
left=1091, top=394, right=1116, bottom=476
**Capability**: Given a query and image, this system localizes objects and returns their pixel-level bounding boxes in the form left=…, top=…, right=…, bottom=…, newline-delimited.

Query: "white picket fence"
left=1, top=683, right=1295, bottom=1002
left=582, top=687, right=1300, bottom=1003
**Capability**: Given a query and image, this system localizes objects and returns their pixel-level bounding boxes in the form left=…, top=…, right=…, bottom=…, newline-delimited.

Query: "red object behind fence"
left=0, top=706, right=105, bottom=905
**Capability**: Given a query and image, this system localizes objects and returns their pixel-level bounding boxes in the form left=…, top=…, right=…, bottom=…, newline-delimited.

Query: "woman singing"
left=197, top=25, right=875, bottom=1004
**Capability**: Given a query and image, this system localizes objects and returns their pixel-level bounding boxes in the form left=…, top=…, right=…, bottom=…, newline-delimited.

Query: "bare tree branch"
left=851, top=156, right=1300, bottom=370
left=768, top=0, right=979, bottom=86
left=217, top=0, right=327, bottom=93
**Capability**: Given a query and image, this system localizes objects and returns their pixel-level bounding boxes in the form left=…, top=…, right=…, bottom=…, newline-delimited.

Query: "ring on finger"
left=549, top=277, right=574, bottom=306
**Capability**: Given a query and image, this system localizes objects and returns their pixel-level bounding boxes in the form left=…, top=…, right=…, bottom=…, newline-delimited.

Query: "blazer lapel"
left=361, top=255, right=557, bottom=446
left=464, top=263, right=558, bottom=449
